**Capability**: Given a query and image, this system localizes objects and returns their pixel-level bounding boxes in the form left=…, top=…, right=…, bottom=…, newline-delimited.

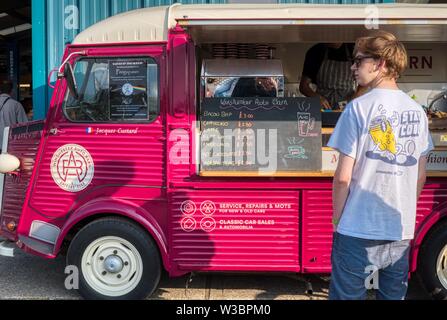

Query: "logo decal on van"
left=200, top=201, right=216, bottom=216
left=181, top=200, right=196, bottom=216
left=51, top=144, right=94, bottom=192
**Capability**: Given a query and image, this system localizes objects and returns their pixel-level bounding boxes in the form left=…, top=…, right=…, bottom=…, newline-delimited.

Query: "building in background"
left=0, top=1, right=31, bottom=117
left=28, top=0, right=443, bottom=120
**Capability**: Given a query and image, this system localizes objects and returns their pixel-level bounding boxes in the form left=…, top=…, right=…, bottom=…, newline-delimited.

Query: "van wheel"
left=418, top=220, right=447, bottom=300
left=67, top=217, right=161, bottom=300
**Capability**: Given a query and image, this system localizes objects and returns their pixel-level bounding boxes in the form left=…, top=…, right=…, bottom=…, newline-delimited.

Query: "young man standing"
left=327, top=31, right=434, bottom=300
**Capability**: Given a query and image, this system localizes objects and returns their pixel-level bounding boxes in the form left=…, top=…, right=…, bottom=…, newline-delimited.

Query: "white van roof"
left=72, top=3, right=447, bottom=44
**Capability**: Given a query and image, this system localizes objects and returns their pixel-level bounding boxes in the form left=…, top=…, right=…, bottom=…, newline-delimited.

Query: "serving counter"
left=198, top=98, right=447, bottom=177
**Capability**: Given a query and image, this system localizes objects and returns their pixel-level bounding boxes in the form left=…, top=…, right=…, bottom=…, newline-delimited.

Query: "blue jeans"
left=329, top=232, right=411, bottom=300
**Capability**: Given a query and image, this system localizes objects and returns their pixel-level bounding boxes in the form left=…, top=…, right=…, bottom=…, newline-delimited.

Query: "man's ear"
left=376, top=59, right=386, bottom=72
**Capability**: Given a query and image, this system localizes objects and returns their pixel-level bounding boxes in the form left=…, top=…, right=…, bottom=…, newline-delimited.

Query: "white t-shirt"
left=327, top=88, right=434, bottom=240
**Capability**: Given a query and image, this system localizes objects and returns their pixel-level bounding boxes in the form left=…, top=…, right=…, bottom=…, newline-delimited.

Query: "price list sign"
left=200, top=97, right=322, bottom=174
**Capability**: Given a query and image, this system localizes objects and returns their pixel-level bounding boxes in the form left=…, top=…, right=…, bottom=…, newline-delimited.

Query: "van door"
left=27, top=46, right=167, bottom=233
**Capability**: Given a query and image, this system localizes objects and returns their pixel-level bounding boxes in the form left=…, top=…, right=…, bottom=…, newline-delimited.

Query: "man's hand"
left=332, top=217, right=339, bottom=233
left=299, top=76, right=332, bottom=110
left=319, top=95, right=332, bottom=110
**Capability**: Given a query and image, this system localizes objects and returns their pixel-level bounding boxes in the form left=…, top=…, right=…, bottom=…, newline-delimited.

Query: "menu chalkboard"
left=200, top=97, right=322, bottom=174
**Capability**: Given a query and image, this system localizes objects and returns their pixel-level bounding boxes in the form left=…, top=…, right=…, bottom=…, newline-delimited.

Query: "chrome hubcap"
left=81, top=236, right=143, bottom=297
left=104, top=255, right=124, bottom=274
left=436, top=244, right=447, bottom=290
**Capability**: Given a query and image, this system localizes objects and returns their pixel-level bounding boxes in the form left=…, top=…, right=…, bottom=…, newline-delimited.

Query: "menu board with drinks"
left=199, top=97, right=322, bottom=175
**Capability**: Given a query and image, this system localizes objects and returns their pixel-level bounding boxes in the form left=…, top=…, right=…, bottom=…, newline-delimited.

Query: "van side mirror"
left=63, top=62, right=79, bottom=100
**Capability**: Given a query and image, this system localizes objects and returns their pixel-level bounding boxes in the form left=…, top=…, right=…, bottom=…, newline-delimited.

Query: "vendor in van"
left=299, top=43, right=366, bottom=110
left=231, top=77, right=277, bottom=97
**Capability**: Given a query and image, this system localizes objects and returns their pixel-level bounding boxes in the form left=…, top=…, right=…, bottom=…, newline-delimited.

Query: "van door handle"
left=49, top=128, right=65, bottom=135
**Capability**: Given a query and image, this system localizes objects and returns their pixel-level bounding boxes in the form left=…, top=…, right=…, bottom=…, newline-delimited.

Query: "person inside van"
left=299, top=43, right=367, bottom=110
left=231, top=77, right=277, bottom=97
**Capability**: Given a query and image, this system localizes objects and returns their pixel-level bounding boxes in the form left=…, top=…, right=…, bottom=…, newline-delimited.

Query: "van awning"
left=176, top=4, right=447, bottom=43
left=73, top=4, right=447, bottom=45
left=181, top=23, right=447, bottom=44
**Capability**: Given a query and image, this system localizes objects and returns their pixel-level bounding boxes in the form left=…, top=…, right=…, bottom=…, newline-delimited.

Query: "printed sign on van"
left=177, top=200, right=292, bottom=232
left=109, top=59, right=149, bottom=121
left=51, top=144, right=94, bottom=192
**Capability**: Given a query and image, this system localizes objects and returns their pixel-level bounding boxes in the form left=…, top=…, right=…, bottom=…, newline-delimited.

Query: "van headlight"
left=0, top=153, right=20, bottom=174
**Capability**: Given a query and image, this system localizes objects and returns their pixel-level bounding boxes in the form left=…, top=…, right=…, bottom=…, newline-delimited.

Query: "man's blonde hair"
left=354, top=31, right=408, bottom=79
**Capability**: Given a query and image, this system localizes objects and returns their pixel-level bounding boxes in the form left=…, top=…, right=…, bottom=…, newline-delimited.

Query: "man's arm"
left=299, top=76, right=331, bottom=109
left=299, top=45, right=332, bottom=109
left=332, top=153, right=356, bottom=230
left=299, top=76, right=318, bottom=98
left=15, top=102, right=28, bottom=123
left=417, top=156, right=427, bottom=201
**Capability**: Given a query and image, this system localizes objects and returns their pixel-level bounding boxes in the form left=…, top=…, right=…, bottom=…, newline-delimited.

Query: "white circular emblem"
left=180, top=200, right=196, bottom=216
left=200, top=201, right=216, bottom=216
left=51, top=144, right=94, bottom=192
left=180, top=217, right=196, bottom=233
left=200, top=217, right=216, bottom=233
left=122, top=83, right=134, bottom=96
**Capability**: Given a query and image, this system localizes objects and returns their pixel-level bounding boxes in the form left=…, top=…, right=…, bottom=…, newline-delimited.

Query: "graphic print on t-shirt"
left=366, top=105, right=419, bottom=167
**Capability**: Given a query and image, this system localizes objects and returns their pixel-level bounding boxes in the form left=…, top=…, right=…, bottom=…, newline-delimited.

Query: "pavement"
left=0, top=239, right=431, bottom=300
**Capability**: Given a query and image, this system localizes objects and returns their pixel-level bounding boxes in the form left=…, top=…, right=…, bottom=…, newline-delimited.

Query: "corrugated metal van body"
left=32, top=0, right=392, bottom=120
left=169, top=190, right=300, bottom=273
left=0, top=122, right=44, bottom=241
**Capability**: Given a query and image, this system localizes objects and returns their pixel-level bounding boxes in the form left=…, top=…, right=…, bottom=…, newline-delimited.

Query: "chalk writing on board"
left=219, top=98, right=287, bottom=111
left=200, top=97, right=322, bottom=173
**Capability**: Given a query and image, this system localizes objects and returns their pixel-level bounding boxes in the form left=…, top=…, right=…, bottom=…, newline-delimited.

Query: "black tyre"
left=67, top=217, right=161, bottom=300
left=418, top=220, right=447, bottom=300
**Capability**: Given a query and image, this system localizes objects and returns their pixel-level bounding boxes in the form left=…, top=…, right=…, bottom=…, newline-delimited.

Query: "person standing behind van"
left=0, top=80, right=28, bottom=151
left=300, top=43, right=358, bottom=109
left=327, top=31, right=433, bottom=300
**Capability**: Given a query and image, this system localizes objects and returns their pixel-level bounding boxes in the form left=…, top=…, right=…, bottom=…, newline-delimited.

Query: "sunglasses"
left=351, top=55, right=378, bottom=68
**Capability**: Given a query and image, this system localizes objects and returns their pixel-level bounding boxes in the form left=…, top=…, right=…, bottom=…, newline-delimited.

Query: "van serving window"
left=63, top=57, right=159, bottom=123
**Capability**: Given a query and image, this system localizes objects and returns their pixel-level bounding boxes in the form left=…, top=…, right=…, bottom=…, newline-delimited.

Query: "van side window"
left=63, top=57, right=159, bottom=123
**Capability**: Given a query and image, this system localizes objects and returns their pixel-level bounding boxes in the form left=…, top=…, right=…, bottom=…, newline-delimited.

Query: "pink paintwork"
left=0, top=27, right=446, bottom=279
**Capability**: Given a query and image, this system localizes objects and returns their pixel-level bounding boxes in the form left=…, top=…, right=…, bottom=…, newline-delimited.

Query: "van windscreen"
left=63, top=57, right=159, bottom=123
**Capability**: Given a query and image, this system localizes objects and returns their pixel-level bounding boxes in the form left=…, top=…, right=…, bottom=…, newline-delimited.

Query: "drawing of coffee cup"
left=284, top=145, right=307, bottom=159
left=297, top=112, right=315, bottom=136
